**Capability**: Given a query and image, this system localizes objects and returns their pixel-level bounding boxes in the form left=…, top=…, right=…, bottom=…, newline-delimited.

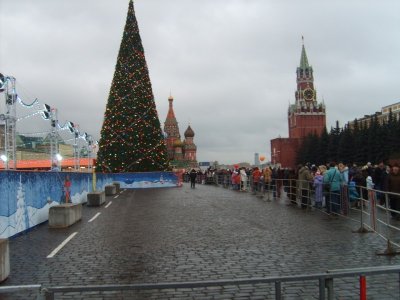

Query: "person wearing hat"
left=388, top=163, right=400, bottom=220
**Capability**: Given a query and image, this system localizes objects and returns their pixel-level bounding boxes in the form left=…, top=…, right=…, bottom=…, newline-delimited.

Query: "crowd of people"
left=183, top=161, right=400, bottom=220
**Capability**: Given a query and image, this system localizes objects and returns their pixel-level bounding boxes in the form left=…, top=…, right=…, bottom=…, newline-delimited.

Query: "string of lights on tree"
left=96, top=0, right=168, bottom=173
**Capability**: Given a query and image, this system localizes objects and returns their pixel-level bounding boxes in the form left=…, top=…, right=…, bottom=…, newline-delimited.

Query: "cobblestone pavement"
left=1, top=184, right=400, bottom=299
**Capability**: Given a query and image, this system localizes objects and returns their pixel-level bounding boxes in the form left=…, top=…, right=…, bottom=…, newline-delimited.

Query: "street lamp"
left=51, top=153, right=63, bottom=171
left=272, top=148, right=281, bottom=167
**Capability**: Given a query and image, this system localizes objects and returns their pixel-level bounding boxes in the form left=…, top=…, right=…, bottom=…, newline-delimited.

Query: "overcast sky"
left=1, top=0, right=399, bottom=164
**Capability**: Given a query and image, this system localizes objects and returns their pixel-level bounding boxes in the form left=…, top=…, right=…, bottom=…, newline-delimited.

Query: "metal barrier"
left=1, top=265, right=399, bottom=299
left=209, top=174, right=400, bottom=255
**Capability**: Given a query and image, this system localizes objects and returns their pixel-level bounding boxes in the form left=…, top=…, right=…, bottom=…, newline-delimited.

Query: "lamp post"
left=47, top=107, right=61, bottom=171
left=1, top=154, right=7, bottom=163
left=0, top=74, right=17, bottom=170
left=87, top=135, right=93, bottom=171
left=272, top=148, right=281, bottom=167
left=71, top=124, right=80, bottom=171
left=55, top=153, right=63, bottom=171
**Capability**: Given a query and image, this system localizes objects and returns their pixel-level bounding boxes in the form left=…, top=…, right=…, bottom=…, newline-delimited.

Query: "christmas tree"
left=96, top=0, right=169, bottom=173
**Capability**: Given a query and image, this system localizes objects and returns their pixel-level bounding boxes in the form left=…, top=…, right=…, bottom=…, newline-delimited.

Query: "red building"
left=271, top=39, right=326, bottom=169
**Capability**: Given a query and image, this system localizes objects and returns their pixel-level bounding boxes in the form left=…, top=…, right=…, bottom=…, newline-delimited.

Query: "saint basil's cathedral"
left=163, top=95, right=198, bottom=169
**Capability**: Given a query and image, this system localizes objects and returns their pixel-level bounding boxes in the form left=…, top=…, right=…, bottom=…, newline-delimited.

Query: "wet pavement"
left=1, top=183, right=400, bottom=299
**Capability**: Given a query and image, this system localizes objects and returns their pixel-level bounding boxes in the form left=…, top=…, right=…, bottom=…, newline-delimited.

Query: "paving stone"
left=0, top=184, right=399, bottom=299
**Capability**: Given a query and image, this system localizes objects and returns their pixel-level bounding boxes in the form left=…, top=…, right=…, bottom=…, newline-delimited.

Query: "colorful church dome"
left=184, top=125, right=195, bottom=138
left=173, top=139, right=184, bottom=148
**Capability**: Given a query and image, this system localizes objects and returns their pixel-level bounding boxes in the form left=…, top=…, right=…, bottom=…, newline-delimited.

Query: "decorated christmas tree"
left=96, top=0, right=169, bottom=173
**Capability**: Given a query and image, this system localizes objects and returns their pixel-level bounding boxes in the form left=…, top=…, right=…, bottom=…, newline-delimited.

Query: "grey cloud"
left=1, top=0, right=399, bottom=164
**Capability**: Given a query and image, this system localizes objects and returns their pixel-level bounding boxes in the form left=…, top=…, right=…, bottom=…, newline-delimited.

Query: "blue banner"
left=0, top=171, right=178, bottom=238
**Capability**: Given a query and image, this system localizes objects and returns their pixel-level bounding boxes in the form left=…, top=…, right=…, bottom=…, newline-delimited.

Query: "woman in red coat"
left=252, top=167, right=261, bottom=193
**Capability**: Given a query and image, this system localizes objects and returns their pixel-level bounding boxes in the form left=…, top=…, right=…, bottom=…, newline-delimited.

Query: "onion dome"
left=184, top=125, right=195, bottom=138
left=173, top=139, right=184, bottom=148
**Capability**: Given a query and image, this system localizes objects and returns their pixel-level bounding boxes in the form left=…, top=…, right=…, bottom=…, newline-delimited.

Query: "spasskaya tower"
left=270, top=38, right=326, bottom=169
left=289, top=38, right=326, bottom=139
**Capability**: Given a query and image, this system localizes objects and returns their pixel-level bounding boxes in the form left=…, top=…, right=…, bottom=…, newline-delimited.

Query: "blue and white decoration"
left=0, top=171, right=112, bottom=238
left=0, top=171, right=178, bottom=238
left=113, top=172, right=178, bottom=188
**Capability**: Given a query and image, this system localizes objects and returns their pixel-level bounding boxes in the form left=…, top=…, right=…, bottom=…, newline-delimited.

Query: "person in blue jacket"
left=323, top=162, right=343, bottom=214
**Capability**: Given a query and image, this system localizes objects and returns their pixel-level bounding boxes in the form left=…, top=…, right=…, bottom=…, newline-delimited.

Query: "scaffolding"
left=85, top=133, right=93, bottom=171
left=72, top=124, right=80, bottom=171
left=49, top=108, right=60, bottom=170
left=0, top=75, right=17, bottom=169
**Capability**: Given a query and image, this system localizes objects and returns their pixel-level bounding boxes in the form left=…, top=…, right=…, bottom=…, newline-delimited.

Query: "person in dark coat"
left=189, top=169, right=197, bottom=189
left=388, top=164, right=400, bottom=219
left=373, top=162, right=389, bottom=205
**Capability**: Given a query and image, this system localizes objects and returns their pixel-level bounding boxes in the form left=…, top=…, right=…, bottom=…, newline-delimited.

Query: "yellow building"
left=348, top=101, right=400, bottom=129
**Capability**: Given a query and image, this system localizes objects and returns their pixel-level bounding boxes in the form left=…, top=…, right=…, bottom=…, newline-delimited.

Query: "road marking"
left=88, top=212, right=101, bottom=223
left=47, top=232, right=77, bottom=258
left=105, top=201, right=112, bottom=208
left=120, top=189, right=125, bottom=194
left=114, top=194, right=119, bottom=199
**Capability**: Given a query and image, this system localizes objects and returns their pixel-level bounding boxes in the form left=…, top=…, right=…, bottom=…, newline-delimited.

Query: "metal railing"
left=1, top=265, right=399, bottom=299
left=208, top=174, right=400, bottom=255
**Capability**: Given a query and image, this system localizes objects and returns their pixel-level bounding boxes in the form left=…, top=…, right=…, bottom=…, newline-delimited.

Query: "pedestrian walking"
left=189, top=169, right=197, bottom=189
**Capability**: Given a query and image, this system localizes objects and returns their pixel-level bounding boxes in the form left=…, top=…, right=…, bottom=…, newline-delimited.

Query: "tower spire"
left=300, top=36, right=309, bottom=69
left=164, top=94, right=180, bottom=160
left=167, top=93, right=175, bottom=118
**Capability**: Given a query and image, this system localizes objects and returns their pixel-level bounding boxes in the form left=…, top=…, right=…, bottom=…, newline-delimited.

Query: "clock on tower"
left=303, top=88, right=314, bottom=101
